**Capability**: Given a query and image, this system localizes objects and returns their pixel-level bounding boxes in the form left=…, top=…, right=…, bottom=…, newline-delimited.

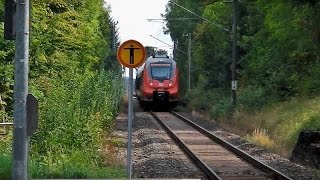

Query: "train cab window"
left=150, top=63, right=172, bottom=80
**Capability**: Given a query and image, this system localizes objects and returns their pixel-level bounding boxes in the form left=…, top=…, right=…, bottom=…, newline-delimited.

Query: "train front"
left=142, top=56, right=179, bottom=104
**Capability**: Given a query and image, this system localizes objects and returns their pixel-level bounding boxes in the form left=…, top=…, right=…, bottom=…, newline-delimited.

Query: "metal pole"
left=127, top=68, right=133, bottom=179
left=173, top=40, right=176, bottom=59
left=112, top=22, right=117, bottom=50
left=113, top=21, right=119, bottom=51
left=12, top=0, right=29, bottom=179
left=188, top=33, right=191, bottom=91
left=231, top=0, right=238, bottom=106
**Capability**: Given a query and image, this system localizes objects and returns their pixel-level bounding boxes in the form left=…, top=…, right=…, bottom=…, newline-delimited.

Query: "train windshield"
left=150, top=63, right=172, bottom=81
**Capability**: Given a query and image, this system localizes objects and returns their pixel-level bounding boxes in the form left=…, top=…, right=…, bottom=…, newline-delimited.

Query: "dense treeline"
left=0, top=0, right=124, bottom=178
left=164, top=0, right=320, bottom=114
left=164, top=0, right=320, bottom=159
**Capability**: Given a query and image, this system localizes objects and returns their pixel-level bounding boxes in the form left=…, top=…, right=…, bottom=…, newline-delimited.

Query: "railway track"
left=150, top=111, right=292, bottom=180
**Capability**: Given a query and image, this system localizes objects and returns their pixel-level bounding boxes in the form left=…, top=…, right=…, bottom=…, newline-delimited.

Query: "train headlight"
left=169, top=80, right=173, bottom=87
left=149, top=80, right=153, bottom=86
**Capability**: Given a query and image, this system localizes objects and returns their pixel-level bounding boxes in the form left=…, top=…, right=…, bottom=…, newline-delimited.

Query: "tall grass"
left=0, top=69, right=125, bottom=178
left=28, top=69, right=125, bottom=178
left=0, top=151, right=11, bottom=180
left=245, top=127, right=278, bottom=152
left=0, top=113, right=12, bottom=179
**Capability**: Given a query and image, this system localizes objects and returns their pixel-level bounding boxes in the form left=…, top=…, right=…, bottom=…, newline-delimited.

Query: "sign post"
left=231, top=0, right=238, bottom=106
left=117, top=40, right=146, bottom=179
left=11, top=0, right=30, bottom=179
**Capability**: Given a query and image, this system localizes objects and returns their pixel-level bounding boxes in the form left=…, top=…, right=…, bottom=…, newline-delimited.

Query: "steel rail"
left=171, top=111, right=292, bottom=180
left=150, top=111, right=222, bottom=180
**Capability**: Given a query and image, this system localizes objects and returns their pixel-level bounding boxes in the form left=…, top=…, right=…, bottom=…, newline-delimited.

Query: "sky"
left=105, top=0, right=173, bottom=56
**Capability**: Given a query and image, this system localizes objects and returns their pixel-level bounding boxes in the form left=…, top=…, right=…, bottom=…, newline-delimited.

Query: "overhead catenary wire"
left=147, top=18, right=200, bottom=21
left=149, top=35, right=187, bottom=54
left=169, top=0, right=229, bottom=32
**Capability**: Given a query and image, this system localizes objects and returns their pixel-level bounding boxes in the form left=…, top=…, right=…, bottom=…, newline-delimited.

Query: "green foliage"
left=29, top=149, right=124, bottom=178
left=164, top=0, right=320, bottom=118
left=193, top=2, right=232, bottom=90
left=30, top=0, right=108, bottom=77
left=231, top=96, right=320, bottom=156
left=238, top=85, right=272, bottom=112
left=0, top=0, right=4, bottom=18
left=241, top=1, right=320, bottom=99
left=29, top=70, right=124, bottom=178
left=163, top=0, right=205, bottom=93
left=165, top=1, right=320, bottom=159
left=163, top=0, right=202, bottom=40
left=0, top=136, right=12, bottom=179
left=186, top=88, right=233, bottom=119
left=0, top=0, right=125, bottom=178
left=300, top=63, right=320, bottom=95
left=0, top=152, right=11, bottom=180
left=273, top=97, right=320, bottom=148
left=185, top=88, right=210, bottom=111
left=0, top=18, right=15, bottom=114
left=208, top=98, right=233, bottom=119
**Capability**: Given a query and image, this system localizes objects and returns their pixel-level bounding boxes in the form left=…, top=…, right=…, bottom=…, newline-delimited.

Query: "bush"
left=0, top=69, right=125, bottom=179
left=185, top=87, right=233, bottom=119
left=28, top=69, right=125, bottom=178
left=185, top=88, right=211, bottom=111
left=300, top=63, right=320, bottom=95
left=208, top=96, right=233, bottom=119
left=238, top=86, right=272, bottom=112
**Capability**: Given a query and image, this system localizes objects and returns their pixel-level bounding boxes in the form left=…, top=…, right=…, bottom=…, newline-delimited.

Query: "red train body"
left=135, top=55, right=179, bottom=107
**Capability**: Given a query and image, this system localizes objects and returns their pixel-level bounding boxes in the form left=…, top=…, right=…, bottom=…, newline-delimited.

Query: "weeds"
left=246, top=127, right=277, bottom=152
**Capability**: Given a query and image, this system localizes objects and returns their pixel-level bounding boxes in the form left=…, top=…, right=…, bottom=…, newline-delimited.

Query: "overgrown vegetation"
left=0, top=0, right=125, bottom=178
left=164, top=0, right=320, bottom=157
left=236, top=96, right=320, bottom=157
left=28, top=70, right=124, bottom=178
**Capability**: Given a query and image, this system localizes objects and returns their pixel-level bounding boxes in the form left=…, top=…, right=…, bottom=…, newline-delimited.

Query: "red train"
left=135, top=55, right=179, bottom=108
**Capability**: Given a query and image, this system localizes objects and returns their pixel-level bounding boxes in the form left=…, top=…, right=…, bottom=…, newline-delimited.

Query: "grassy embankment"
left=230, top=96, right=320, bottom=157
left=184, top=89, right=320, bottom=158
left=189, top=96, right=320, bottom=158
left=182, top=84, right=320, bottom=157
